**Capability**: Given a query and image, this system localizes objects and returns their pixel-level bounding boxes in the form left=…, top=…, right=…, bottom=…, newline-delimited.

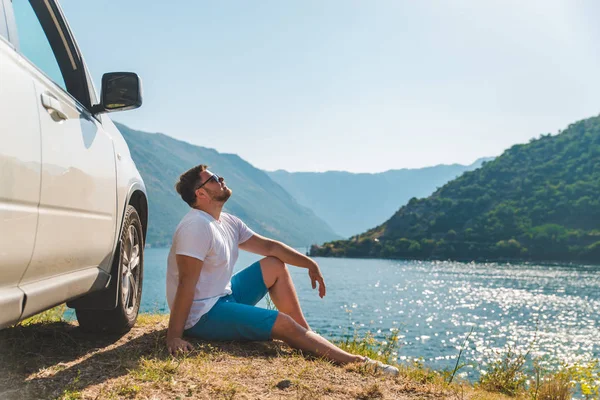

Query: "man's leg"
left=271, top=312, right=363, bottom=365
left=260, top=257, right=310, bottom=330
left=185, top=299, right=362, bottom=365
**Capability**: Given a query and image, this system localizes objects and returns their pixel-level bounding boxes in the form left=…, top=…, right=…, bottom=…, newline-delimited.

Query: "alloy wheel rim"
left=121, top=224, right=141, bottom=315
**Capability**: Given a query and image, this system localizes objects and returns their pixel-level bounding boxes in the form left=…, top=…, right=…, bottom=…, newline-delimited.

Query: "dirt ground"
left=0, top=315, right=507, bottom=400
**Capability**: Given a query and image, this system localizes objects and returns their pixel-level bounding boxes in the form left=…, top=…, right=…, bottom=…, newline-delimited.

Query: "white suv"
left=0, top=0, right=148, bottom=333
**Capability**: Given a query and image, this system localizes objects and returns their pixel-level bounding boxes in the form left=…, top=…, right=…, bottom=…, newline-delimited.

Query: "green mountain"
left=267, top=159, right=492, bottom=238
left=116, top=123, right=340, bottom=247
left=311, top=115, right=600, bottom=264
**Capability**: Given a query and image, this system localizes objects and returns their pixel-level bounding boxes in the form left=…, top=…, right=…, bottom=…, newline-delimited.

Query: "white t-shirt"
left=166, top=209, right=255, bottom=329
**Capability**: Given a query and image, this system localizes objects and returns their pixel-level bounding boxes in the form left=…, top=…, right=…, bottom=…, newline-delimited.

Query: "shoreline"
left=307, top=250, right=600, bottom=268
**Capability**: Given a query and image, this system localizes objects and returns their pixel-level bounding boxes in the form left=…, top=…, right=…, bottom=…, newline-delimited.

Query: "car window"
left=0, top=0, right=8, bottom=40
left=12, top=0, right=67, bottom=91
left=10, top=0, right=91, bottom=108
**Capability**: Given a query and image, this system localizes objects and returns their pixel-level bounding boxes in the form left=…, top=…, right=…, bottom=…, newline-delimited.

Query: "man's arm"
left=166, top=255, right=203, bottom=354
left=239, top=234, right=326, bottom=297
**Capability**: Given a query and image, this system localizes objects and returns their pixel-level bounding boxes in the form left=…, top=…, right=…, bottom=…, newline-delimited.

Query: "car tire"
left=76, top=205, right=144, bottom=334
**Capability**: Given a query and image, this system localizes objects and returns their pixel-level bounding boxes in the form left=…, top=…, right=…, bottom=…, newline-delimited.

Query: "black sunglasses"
left=196, top=173, right=221, bottom=191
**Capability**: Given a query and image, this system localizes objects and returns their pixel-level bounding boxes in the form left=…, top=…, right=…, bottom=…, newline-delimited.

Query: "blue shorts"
left=184, top=260, right=279, bottom=341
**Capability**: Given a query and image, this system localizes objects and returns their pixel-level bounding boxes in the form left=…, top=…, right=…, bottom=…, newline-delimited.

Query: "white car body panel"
left=19, top=64, right=117, bottom=286
left=100, top=115, right=146, bottom=262
left=19, top=267, right=106, bottom=319
left=0, top=36, right=41, bottom=327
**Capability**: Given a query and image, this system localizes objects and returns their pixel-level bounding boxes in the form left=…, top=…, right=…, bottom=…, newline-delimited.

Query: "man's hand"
left=167, top=337, right=194, bottom=356
left=308, top=263, right=326, bottom=298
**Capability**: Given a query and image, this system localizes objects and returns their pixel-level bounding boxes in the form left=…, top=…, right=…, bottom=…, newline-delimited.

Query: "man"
left=166, top=164, right=398, bottom=374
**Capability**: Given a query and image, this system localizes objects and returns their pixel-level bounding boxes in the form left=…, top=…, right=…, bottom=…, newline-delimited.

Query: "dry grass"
left=0, top=311, right=517, bottom=400
left=477, top=348, right=528, bottom=396
left=536, top=372, right=573, bottom=400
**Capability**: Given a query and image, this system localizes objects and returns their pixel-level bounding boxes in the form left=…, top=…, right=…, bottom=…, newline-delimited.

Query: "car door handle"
left=41, top=92, right=68, bottom=121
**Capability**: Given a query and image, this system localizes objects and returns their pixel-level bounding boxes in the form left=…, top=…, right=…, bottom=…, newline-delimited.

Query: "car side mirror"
left=92, top=72, right=142, bottom=114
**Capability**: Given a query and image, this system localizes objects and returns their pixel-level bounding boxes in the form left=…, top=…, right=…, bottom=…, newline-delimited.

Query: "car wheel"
left=76, top=205, right=144, bottom=333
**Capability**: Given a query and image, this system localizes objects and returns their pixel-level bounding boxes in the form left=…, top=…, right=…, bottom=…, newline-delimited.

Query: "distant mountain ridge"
left=116, top=123, right=340, bottom=247
left=267, top=158, right=493, bottom=237
left=311, top=115, right=600, bottom=264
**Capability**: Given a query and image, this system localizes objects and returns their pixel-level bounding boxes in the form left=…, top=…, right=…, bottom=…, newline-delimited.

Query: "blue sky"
left=60, top=0, right=600, bottom=173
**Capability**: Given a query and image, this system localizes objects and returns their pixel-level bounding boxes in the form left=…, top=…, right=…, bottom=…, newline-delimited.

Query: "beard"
left=205, top=186, right=232, bottom=203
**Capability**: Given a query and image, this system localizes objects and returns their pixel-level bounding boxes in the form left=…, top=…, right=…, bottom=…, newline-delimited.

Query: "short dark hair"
left=175, top=164, right=207, bottom=207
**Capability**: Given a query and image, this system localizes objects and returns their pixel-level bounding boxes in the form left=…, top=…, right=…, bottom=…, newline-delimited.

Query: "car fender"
left=67, top=182, right=148, bottom=310
left=67, top=117, right=148, bottom=311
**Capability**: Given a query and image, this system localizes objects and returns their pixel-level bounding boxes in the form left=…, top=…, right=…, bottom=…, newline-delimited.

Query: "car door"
left=0, top=0, right=41, bottom=328
left=7, top=0, right=117, bottom=317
